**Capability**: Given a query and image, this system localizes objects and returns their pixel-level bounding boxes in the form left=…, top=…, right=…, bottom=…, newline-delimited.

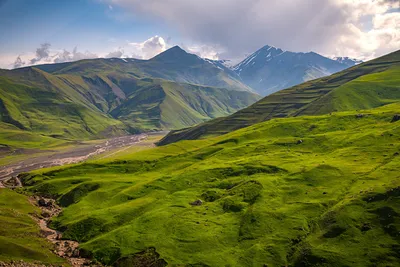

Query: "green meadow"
left=17, top=102, right=400, bottom=266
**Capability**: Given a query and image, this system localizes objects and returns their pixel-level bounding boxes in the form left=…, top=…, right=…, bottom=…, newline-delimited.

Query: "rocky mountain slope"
left=232, top=45, right=351, bottom=96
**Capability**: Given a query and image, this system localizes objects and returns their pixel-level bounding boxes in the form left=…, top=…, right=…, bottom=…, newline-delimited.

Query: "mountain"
left=159, top=49, right=400, bottom=145
left=333, top=56, right=363, bottom=67
left=232, top=45, right=350, bottom=96
left=19, top=101, right=400, bottom=266
left=0, top=46, right=260, bottom=149
left=37, top=46, right=254, bottom=93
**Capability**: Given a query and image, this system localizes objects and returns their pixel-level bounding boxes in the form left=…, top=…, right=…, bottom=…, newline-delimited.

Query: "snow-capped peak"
left=232, top=45, right=285, bottom=73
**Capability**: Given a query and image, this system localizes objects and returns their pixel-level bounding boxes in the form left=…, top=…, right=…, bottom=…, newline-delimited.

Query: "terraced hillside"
left=159, top=49, right=400, bottom=145
left=19, top=102, right=400, bottom=266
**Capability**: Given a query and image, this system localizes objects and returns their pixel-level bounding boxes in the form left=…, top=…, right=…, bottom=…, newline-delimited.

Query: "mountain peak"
left=151, top=45, right=192, bottom=62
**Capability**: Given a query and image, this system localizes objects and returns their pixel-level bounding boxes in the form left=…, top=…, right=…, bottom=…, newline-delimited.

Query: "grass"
left=159, top=49, right=400, bottom=145
left=19, top=102, right=400, bottom=266
left=0, top=189, right=66, bottom=265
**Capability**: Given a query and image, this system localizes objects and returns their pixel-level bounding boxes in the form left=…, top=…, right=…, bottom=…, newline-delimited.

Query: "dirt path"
left=0, top=134, right=149, bottom=181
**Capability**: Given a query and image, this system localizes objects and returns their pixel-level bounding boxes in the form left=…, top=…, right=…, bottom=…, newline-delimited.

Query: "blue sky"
left=0, top=0, right=398, bottom=69
left=0, top=0, right=172, bottom=53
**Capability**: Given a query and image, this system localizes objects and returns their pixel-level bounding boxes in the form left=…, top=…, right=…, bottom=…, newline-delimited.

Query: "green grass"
left=19, top=102, right=400, bottom=266
left=0, top=189, right=66, bottom=265
left=159, top=49, right=400, bottom=145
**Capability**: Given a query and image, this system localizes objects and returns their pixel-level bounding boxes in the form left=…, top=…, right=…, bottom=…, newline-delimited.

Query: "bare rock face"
left=190, top=199, right=203, bottom=206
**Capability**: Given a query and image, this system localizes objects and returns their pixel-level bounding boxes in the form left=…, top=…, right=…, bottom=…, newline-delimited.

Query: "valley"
left=2, top=102, right=398, bottom=266
left=0, top=133, right=157, bottom=183
left=0, top=17, right=399, bottom=266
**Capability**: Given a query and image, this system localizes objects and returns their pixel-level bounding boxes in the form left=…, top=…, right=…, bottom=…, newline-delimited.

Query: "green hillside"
left=0, top=189, right=66, bottom=265
left=159, top=49, right=400, bottom=145
left=19, top=102, right=400, bottom=266
left=112, top=79, right=260, bottom=131
left=0, top=68, right=126, bottom=140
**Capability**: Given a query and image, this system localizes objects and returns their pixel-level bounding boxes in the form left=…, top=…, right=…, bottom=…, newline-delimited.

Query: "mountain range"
left=0, top=44, right=367, bottom=149
left=231, top=45, right=361, bottom=96
left=0, top=46, right=260, bottom=145
left=159, top=49, right=400, bottom=145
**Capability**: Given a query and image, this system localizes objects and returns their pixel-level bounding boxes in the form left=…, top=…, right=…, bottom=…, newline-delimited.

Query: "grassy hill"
left=19, top=102, right=400, bottom=266
left=0, top=189, right=66, bottom=265
left=0, top=68, right=127, bottom=140
left=159, top=49, right=400, bottom=145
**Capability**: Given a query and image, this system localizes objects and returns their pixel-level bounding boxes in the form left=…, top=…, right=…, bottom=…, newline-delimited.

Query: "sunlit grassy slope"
left=159, top=49, right=400, bottom=145
left=0, top=189, right=66, bottom=265
left=22, top=102, right=400, bottom=266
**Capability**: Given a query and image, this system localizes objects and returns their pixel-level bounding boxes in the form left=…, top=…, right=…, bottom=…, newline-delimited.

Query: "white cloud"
left=7, top=45, right=98, bottom=69
left=53, top=47, right=98, bottom=63
left=127, top=35, right=168, bottom=59
left=105, top=47, right=124, bottom=58
left=184, top=44, right=221, bottom=60
left=108, top=0, right=400, bottom=60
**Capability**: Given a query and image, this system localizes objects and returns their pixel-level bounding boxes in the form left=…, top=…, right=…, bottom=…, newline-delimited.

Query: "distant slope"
left=233, top=45, right=350, bottom=96
left=21, top=102, right=400, bottom=266
left=111, top=79, right=259, bottom=131
left=159, top=49, right=400, bottom=145
left=0, top=68, right=126, bottom=140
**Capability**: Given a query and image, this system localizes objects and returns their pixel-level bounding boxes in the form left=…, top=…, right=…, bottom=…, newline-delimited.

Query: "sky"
left=0, top=0, right=399, bottom=69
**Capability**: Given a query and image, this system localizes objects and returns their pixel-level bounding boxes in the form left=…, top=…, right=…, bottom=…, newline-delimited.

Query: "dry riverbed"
left=0, top=133, right=158, bottom=182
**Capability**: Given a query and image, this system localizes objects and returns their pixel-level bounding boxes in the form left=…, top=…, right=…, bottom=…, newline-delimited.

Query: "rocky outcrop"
left=29, top=196, right=101, bottom=267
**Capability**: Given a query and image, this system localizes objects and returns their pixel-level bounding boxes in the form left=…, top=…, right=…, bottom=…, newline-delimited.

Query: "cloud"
left=183, top=44, right=221, bottom=60
left=30, top=43, right=51, bottom=64
left=128, top=35, right=168, bottom=59
left=13, top=56, right=25, bottom=69
left=53, top=47, right=98, bottom=63
left=105, top=48, right=124, bottom=58
left=10, top=44, right=98, bottom=68
left=108, top=0, right=399, bottom=60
